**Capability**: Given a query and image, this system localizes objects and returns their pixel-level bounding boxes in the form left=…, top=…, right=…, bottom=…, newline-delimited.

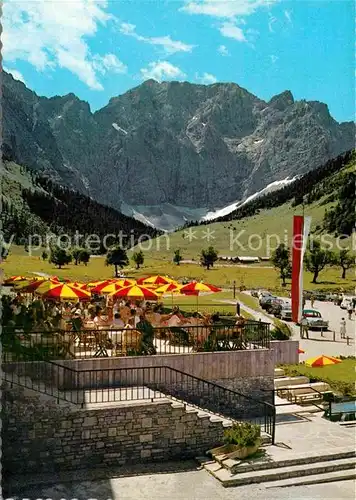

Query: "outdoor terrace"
left=3, top=320, right=270, bottom=361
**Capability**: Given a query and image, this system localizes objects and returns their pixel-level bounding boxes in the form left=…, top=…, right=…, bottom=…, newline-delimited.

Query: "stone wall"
left=271, top=340, right=299, bottom=366
left=211, top=376, right=274, bottom=407
left=2, top=386, right=225, bottom=474
left=58, top=349, right=273, bottom=377
left=57, top=349, right=274, bottom=394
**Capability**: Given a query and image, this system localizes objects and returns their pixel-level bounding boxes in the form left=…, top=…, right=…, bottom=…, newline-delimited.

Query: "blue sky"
left=3, top=0, right=355, bottom=122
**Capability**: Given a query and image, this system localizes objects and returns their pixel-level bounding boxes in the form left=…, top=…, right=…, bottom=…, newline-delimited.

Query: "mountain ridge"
left=0, top=160, right=161, bottom=248
left=3, top=71, right=354, bottom=229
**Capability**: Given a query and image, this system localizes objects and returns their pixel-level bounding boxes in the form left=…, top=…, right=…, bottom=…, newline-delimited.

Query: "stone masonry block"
left=141, top=417, right=152, bottom=428
left=83, top=416, right=98, bottom=427
left=139, top=434, right=153, bottom=443
left=141, top=449, right=152, bottom=458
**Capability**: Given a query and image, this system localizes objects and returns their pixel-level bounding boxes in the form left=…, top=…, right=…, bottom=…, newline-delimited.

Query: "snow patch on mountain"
left=112, top=123, right=128, bottom=134
left=202, top=176, right=299, bottom=221
left=119, top=176, right=300, bottom=230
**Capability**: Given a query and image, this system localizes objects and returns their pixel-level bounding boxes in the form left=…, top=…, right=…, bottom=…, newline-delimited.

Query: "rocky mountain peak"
left=3, top=71, right=354, bottom=229
left=268, top=90, right=294, bottom=111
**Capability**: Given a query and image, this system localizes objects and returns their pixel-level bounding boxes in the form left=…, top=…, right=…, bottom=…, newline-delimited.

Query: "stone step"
left=265, top=469, right=356, bottom=488
left=222, top=446, right=356, bottom=474
left=206, top=457, right=356, bottom=487
left=339, top=420, right=356, bottom=427
left=274, top=368, right=285, bottom=378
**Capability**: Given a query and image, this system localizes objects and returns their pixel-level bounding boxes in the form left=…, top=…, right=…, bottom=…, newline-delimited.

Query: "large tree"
left=72, top=247, right=82, bottom=265
left=132, top=250, right=144, bottom=269
left=173, top=249, right=183, bottom=266
left=200, top=246, right=218, bottom=270
left=106, top=246, right=129, bottom=277
left=337, top=249, right=355, bottom=279
left=271, top=243, right=291, bottom=286
left=304, top=241, right=333, bottom=284
left=79, top=248, right=91, bottom=266
left=49, top=246, right=72, bottom=269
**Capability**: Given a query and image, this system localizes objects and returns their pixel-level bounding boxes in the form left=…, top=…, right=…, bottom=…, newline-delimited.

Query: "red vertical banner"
left=291, top=216, right=304, bottom=323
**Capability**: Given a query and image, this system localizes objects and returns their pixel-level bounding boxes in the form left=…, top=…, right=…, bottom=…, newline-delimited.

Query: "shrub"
left=270, top=319, right=293, bottom=340
left=223, top=422, right=261, bottom=448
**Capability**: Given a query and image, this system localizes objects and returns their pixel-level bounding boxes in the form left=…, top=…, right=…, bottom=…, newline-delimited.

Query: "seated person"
left=124, top=317, right=135, bottom=329
left=93, top=307, right=106, bottom=328
left=168, top=306, right=184, bottom=321
left=71, top=310, right=83, bottom=332
left=112, top=312, right=125, bottom=328
left=130, top=308, right=140, bottom=327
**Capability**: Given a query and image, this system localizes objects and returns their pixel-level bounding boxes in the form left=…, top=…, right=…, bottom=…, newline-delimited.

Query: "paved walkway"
left=273, top=412, right=356, bottom=457
left=6, top=465, right=355, bottom=499
left=232, top=293, right=355, bottom=358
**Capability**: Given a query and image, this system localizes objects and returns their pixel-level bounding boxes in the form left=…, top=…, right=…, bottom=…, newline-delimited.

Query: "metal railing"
left=2, top=361, right=275, bottom=442
left=325, top=400, right=356, bottom=422
left=2, top=321, right=270, bottom=361
left=263, top=386, right=332, bottom=413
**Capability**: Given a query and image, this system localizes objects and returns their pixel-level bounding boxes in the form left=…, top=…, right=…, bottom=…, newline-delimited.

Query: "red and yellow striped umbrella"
left=14, top=278, right=59, bottom=293
left=155, top=283, right=182, bottom=295
left=4, top=275, right=28, bottom=285
left=92, top=282, right=123, bottom=294
left=137, top=275, right=175, bottom=287
left=87, top=279, right=115, bottom=288
left=109, top=284, right=158, bottom=300
left=50, top=275, right=70, bottom=282
left=115, top=278, right=136, bottom=287
left=67, top=282, right=89, bottom=291
left=35, top=283, right=91, bottom=301
left=180, top=281, right=221, bottom=295
left=306, top=355, right=342, bottom=367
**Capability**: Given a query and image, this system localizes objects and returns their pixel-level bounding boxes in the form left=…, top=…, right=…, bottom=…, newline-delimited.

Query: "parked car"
left=260, top=295, right=277, bottom=310
left=266, top=298, right=284, bottom=314
left=340, top=297, right=355, bottom=309
left=258, top=290, right=273, bottom=300
left=301, top=309, right=329, bottom=330
left=251, top=290, right=259, bottom=298
left=273, top=302, right=292, bottom=320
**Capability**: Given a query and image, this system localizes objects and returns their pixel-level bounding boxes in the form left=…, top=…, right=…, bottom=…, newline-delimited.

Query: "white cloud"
left=120, top=22, right=136, bottom=35
left=2, top=0, right=125, bottom=90
left=140, top=61, right=186, bottom=82
left=268, top=13, right=277, bottom=33
left=3, top=67, right=26, bottom=84
left=93, top=54, right=127, bottom=75
left=120, top=23, right=194, bottom=54
left=270, top=55, right=278, bottom=64
left=220, top=22, right=246, bottom=42
left=284, top=9, right=292, bottom=24
left=181, top=0, right=279, bottom=19
left=195, top=72, right=217, bottom=84
left=182, top=1, right=279, bottom=42
left=218, top=44, right=229, bottom=56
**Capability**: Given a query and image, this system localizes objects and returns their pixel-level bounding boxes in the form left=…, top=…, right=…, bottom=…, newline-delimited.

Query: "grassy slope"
left=138, top=158, right=354, bottom=261
left=282, top=359, right=356, bottom=395
left=2, top=158, right=354, bottom=293
left=137, top=198, right=350, bottom=262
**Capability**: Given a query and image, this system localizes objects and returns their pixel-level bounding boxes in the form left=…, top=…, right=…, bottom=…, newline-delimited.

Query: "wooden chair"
left=123, top=328, right=142, bottom=353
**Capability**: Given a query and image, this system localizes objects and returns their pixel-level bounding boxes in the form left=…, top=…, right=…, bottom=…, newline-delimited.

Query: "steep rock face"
left=3, top=72, right=354, bottom=218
